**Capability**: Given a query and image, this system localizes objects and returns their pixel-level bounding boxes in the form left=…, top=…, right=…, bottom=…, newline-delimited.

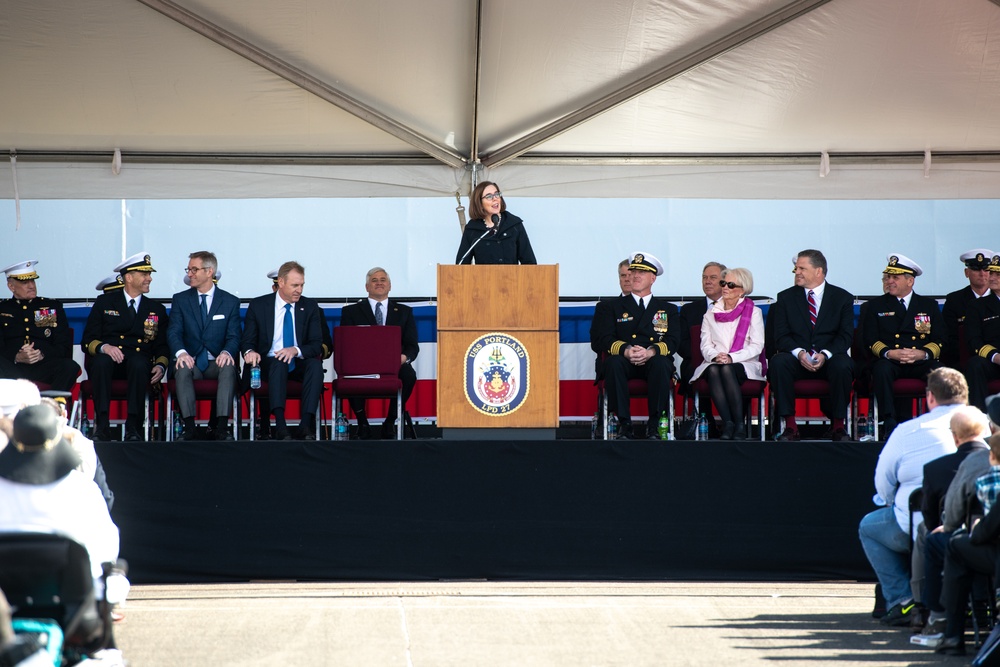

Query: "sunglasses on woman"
left=719, top=280, right=742, bottom=289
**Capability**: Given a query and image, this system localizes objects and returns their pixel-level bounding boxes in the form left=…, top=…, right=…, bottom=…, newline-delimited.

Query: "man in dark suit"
left=167, top=251, right=242, bottom=441
left=941, top=249, right=993, bottom=369
left=590, top=251, right=679, bottom=439
left=863, top=253, right=944, bottom=437
left=769, top=250, right=855, bottom=441
left=0, top=260, right=80, bottom=395
left=339, top=267, right=420, bottom=439
left=81, top=252, right=169, bottom=441
left=241, top=261, right=325, bottom=441
left=589, top=258, right=632, bottom=382
left=964, top=253, right=1000, bottom=410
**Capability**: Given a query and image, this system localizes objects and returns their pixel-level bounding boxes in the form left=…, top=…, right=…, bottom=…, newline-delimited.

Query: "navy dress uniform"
left=963, top=254, right=1000, bottom=410
left=862, top=254, right=944, bottom=431
left=941, top=248, right=994, bottom=369
left=0, top=260, right=80, bottom=394
left=82, top=253, right=169, bottom=441
left=590, top=252, right=679, bottom=438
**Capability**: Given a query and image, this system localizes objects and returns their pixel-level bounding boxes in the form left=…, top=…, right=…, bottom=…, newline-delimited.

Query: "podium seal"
left=464, top=333, right=530, bottom=416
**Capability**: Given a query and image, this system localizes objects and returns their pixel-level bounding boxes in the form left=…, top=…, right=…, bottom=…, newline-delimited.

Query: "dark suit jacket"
left=965, top=292, right=1000, bottom=362
left=339, top=299, right=419, bottom=363
left=82, top=291, right=170, bottom=367
left=590, top=294, right=679, bottom=359
left=678, top=298, right=709, bottom=383
left=166, top=286, right=242, bottom=362
left=942, top=285, right=983, bottom=366
left=922, top=439, right=988, bottom=531
left=863, top=292, right=944, bottom=360
left=0, top=296, right=74, bottom=362
left=241, top=293, right=325, bottom=361
left=772, top=283, right=854, bottom=357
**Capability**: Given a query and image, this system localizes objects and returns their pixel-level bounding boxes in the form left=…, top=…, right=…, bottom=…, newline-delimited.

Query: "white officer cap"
left=628, top=251, right=664, bottom=276
left=0, top=379, right=41, bottom=418
left=114, top=252, right=156, bottom=274
left=1, top=260, right=39, bottom=281
left=267, top=268, right=279, bottom=285
left=96, top=273, right=125, bottom=292
left=960, top=249, right=994, bottom=269
left=884, top=254, right=923, bottom=277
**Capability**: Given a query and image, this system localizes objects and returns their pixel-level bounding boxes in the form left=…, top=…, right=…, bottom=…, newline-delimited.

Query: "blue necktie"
left=283, top=303, right=296, bottom=371
left=194, top=294, right=210, bottom=371
left=375, top=301, right=384, bottom=326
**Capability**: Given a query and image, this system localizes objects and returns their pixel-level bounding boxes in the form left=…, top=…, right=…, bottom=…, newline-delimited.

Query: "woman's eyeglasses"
left=481, top=192, right=503, bottom=201
left=719, top=280, right=742, bottom=289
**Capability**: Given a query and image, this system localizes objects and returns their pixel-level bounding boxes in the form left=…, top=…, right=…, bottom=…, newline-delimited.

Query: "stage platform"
left=96, top=438, right=882, bottom=585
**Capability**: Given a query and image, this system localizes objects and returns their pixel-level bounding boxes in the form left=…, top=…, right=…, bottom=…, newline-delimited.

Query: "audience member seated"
left=862, top=253, right=944, bottom=437
left=769, top=249, right=855, bottom=442
left=688, top=268, right=764, bottom=441
left=858, top=367, right=967, bottom=627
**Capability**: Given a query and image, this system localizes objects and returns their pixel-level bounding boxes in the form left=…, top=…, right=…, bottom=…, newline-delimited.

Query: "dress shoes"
left=720, top=421, right=736, bottom=440
left=775, top=428, right=800, bottom=442
left=830, top=426, right=851, bottom=442
left=732, top=425, right=746, bottom=441
left=124, top=428, right=142, bottom=442
left=93, top=427, right=113, bottom=443
left=356, top=419, right=373, bottom=440
left=274, top=427, right=293, bottom=441
left=380, top=419, right=399, bottom=439
left=215, top=429, right=235, bottom=442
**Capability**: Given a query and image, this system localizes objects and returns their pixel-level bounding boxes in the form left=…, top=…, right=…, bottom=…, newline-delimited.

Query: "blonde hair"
left=722, top=267, right=754, bottom=296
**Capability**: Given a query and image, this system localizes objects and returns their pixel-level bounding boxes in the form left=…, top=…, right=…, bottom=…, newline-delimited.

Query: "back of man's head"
left=950, top=405, right=990, bottom=443
left=989, top=432, right=1000, bottom=463
left=927, top=367, right=969, bottom=406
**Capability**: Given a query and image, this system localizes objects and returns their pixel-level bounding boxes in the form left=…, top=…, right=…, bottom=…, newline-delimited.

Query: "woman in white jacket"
left=690, top=267, right=765, bottom=440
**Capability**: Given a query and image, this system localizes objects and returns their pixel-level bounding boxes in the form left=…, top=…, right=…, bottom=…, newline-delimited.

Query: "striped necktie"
left=807, top=290, right=817, bottom=327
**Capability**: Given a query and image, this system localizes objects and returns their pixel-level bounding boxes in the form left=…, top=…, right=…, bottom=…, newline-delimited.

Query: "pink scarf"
left=712, top=297, right=754, bottom=353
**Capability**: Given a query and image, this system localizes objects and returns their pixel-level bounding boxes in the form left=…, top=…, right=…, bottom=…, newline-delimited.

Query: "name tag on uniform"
left=104, top=310, right=120, bottom=316
left=213, top=314, right=225, bottom=320
left=877, top=311, right=896, bottom=317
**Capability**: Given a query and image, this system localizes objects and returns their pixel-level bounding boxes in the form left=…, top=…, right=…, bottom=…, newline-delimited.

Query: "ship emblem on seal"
left=464, top=333, right=530, bottom=416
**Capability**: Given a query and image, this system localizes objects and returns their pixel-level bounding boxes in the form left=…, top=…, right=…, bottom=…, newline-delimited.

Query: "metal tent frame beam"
left=135, top=0, right=467, bottom=169
left=478, top=0, right=833, bottom=168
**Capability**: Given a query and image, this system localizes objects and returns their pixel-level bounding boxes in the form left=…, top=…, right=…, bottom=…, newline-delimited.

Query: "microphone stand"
left=457, top=228, right=494, bottom=265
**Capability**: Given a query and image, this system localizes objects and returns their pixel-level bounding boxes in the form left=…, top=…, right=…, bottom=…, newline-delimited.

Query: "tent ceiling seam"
left=133, top=0, right=467, bottom=168
left=479, top=0, right=834, bottom=168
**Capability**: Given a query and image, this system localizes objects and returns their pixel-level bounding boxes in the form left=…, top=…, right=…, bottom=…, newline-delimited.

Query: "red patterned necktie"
left=807, top=290, right=817, bottom=327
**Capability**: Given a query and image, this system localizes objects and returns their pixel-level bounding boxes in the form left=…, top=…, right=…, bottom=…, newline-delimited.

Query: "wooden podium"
left=436, top=264, right=559, bottom=438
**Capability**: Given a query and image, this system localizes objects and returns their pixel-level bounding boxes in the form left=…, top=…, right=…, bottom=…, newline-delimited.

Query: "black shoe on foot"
left=381, top=420, right=398, bottom=439
left=881, top=600, right=918, bottom=627
left=934, top=636, right=964, bottom=656
left=775, top=428, right=800, bottom=442
left=732, top=425, right=746, bottom=441
left=274, top=427, right=293, bottom=441
left=720, top=421, right=735, bottom=440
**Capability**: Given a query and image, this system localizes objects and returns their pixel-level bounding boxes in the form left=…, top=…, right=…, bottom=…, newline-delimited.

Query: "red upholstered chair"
left=852, top=329, right=927, bottom=440
left=165, top=379, right=240, bottom=442
left=246, top=370, right=325, bottom=441
left=771, top=378, right=853, bottom=440
left=331, top=325, right=404, bottom=440
left=689, top=324, right=767, bottom=441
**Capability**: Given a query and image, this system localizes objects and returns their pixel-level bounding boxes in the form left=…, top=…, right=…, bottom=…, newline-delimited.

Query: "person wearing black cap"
left=941, top=248, right=993, bottom=369
left=0, top=405, right=119, bottom=588
left=455, top=182, right=537, bottom=265
left=0, top=260, right=81, bottom=395
left=590, top=251, right=679, bottom=439
left=964, top=254, right=1000, bottom=411
left=81, top=252, right=170, bottom=442
left=862, top=254, right=944, bottom=437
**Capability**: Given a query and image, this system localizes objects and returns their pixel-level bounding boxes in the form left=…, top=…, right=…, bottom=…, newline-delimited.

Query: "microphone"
left=456, top=214, right=502, bottom=264
left=490, top=213, right=500, bottom=235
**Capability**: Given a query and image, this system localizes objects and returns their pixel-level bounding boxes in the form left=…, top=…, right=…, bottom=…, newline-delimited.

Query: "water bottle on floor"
left=591, top=412, right=599, bottom=440
left=335, top=412, right=349, bottom=441
left=658, top=414, right=669, bottom=441
left=698, top=413, right=709, bottom=441
left=608, top=413, right=618, bottom=439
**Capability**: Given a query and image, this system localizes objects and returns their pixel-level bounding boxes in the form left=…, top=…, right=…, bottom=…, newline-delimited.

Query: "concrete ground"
left=111, top=581, right=980, bottom=666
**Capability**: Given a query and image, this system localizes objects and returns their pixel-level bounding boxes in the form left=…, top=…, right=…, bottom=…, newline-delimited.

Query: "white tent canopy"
left=3, top=0, right=1000, bottom=199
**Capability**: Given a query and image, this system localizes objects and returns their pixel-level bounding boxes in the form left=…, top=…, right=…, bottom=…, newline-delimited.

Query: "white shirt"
left=873, top=403, right=962, bottom=532
left=0, top=471, right=120, bottom=585
left=630, top=292, right=653, bottom=308
left=270, top=295, right=301, bottom=358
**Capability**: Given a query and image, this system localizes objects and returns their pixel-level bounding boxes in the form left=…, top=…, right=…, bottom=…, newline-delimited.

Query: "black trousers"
left=941, top=533, right=999, bottom=640
left=87, top=353, right=153, bottom=417
left=769, top=352, right=853, bottom=418
left=349, top=362, right=416, bottom=422
left=604, top=353, right=673, bottom=422
left=0, top=356, right=80, bottom=392
left=870, top=358, right=940, bottom=421
left=966, top=356, right=1000, bottom=411
left=261, top=356, right=323, bottom=418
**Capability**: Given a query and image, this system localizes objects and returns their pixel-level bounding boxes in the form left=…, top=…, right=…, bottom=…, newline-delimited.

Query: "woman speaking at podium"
left=456, top=181, right=537, bottom=265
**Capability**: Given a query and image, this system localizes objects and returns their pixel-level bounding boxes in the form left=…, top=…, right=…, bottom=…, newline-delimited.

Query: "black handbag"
left=675, top=418, right=698, bottom=440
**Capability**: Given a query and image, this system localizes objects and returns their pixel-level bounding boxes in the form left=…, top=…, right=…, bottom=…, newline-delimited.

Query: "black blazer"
left=241, top=293, right=325, bottom=361
left=772, top=283, right=854, bottom=357
left=590, top=294, right=679, bottom=359
left=339, top=299, right=419, bottom=363
left=921, top=440, right=988, bottom=531
left=965, top=292, right=1000, bottom=362
left=942, top=285, right=983, bottom=365
left=863, top=292, right=944, bottom=360
left=81, top=291, right=170, bottom=367
left=455, top=211, right=537, bottom=265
